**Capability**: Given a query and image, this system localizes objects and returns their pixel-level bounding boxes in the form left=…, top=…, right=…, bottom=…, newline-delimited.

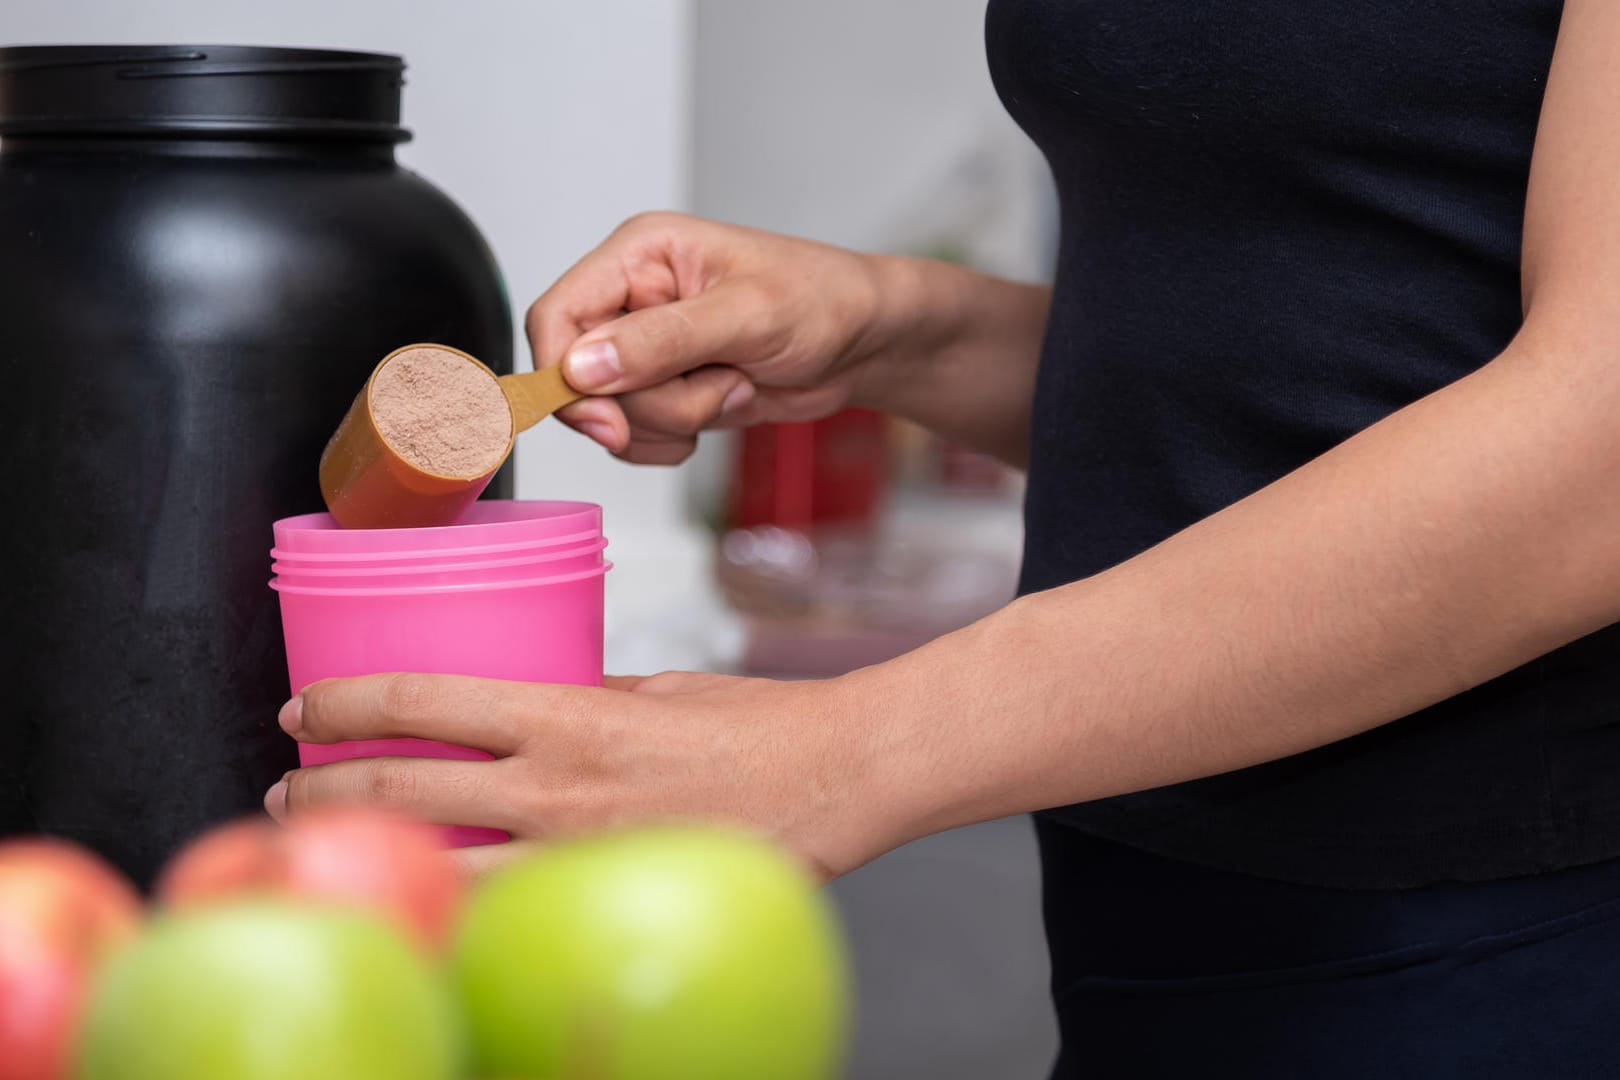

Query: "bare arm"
left=856, top=255, right=1050, bottom=466
left=525, top=214, right=1048, bottom=469
left=848, top=0, right=1620, bottom=842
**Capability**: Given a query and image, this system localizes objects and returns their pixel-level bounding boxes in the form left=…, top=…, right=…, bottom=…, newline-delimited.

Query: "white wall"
left=4, top=1, right=712, bottom=669
left=694, top=0, right=1053, bottom=279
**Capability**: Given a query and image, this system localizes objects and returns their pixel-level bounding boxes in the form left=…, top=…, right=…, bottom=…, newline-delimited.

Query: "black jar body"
left=0, top=46, right=513, bottom=884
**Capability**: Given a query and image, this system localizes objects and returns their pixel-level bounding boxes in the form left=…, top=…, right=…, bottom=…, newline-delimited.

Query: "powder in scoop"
left=370, top=346, right=512, bottom=478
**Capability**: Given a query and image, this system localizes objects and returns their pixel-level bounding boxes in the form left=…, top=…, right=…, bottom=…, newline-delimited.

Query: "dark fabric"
left=1037, top=820, right=1620, bottom=1079
left=986, top=0, right=1620, bottom=888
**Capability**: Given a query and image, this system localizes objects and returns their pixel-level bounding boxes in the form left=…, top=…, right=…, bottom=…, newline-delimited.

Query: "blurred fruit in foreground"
left=156, top=806, right=462, bottom=950
left=0, top=839, right=142, bottom=1080
left=77, top=902, right=462, bottom=1080
left=453, top=826, right=849, bottom=1080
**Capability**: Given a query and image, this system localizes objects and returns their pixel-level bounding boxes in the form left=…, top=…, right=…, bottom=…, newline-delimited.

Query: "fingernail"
left=263, top=780, right=288, bottom=821
left=278, top=695, right=303, bottom=734
left=721, top=381, right=756, bottom=415
left=565, top=340, right=621, bottom=390
left=578, top=421, right=616, bottom=447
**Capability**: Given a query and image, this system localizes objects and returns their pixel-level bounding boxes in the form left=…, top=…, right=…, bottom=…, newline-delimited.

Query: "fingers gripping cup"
left=270, top=502, right=610, bottom=847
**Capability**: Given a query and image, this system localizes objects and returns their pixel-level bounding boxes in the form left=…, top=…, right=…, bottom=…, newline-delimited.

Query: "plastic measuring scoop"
left=319, top=343, right=584, bottom=529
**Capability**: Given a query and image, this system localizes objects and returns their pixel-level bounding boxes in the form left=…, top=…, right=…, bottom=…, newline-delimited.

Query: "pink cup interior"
left=274, top=500, right=601, bottom=555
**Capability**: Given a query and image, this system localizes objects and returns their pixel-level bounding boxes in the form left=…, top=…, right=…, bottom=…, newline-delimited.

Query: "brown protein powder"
left=369, top=346, right=512, bottom=478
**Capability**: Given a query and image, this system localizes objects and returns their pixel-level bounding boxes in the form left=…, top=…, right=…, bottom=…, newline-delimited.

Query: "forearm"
left=844, top=319, right=1620, bottom=840
left=851, top=254, right=1050, bottom=467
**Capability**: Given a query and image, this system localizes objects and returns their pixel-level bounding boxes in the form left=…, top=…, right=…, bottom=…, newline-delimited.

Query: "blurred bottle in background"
left=715, top=401, right=1023, bottom=678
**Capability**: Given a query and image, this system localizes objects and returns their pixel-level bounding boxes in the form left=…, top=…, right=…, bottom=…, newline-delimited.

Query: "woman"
left=266, top=1, right=1620, bottom=1074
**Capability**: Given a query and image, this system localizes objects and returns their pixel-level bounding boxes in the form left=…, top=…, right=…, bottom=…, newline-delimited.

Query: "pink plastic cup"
left=269, top=538, right=608, bottom=589
left=267, top=528, right=603, bottom=568
left=274, top=500, right=602, bottom=555
left=270, top=501, right=609, bottom=848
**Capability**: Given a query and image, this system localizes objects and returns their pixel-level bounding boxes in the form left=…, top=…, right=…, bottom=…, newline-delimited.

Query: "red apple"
left=156, top=806, right=462, bottom=950
left=0, top=838, right=142, bottom=1080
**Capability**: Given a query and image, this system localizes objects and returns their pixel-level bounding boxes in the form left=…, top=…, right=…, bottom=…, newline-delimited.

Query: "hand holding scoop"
left=319, top=343, right=584, bottom=529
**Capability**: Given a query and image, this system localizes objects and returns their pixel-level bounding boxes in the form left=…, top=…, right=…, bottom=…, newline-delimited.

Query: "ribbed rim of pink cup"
left=273, top=501, right=602, bottom=555
left=268, top=528, right=603, bottom=566
left=271, top=539, right=608, bottom=580
left=270, top=562, right=611, bottom=597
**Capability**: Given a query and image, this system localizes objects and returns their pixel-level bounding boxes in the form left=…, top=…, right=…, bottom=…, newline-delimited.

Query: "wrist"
left=819, top=622, right=994, bottom=854
left=810, top=666, right=942, bottom=866
left=843, top=254, right=960, bottom=414
left=831, top=592, right=1075, bottom=844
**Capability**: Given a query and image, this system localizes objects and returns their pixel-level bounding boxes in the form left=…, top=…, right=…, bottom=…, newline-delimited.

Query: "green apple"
left=453, top=826, right=850, bottom=1080
left=77, top=901, right=462, bottom=1080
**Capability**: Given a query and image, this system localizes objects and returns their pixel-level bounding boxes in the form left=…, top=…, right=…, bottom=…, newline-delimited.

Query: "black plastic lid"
left=0, top=45, right=410, bottom=142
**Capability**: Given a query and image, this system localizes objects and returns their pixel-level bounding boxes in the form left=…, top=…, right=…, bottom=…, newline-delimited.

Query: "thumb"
left=562, top=281, right=771, bottom=395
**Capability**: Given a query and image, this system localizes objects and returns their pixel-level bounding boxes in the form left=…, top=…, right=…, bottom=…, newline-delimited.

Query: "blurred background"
left=5, top=2, right=1058, bottom=1075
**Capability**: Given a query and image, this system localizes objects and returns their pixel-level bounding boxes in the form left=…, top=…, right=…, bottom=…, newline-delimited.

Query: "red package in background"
left=725, top=408, right=889, bottom=531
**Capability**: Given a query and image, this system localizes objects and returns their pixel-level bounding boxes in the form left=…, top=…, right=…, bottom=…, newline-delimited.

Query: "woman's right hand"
left=529, top=211, right=900, bottom=464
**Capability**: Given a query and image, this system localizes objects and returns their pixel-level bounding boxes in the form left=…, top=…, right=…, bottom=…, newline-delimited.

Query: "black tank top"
left=986, top=0, right=1618, bottom=887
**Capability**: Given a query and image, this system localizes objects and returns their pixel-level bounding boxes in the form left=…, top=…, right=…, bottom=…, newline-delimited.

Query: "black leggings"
left=1037, top=819, right=1620, bottom=1079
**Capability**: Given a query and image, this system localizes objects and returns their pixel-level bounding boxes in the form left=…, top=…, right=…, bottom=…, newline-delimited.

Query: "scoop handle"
left=498, top=366, right=586, bottom=433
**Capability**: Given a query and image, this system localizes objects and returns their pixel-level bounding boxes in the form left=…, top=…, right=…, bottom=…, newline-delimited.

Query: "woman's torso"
left=985, top=0, right=1620, bottom=887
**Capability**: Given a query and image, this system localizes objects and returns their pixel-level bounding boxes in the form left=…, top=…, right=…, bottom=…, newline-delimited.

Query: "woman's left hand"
left=262, top=671, right=895, bottom=880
